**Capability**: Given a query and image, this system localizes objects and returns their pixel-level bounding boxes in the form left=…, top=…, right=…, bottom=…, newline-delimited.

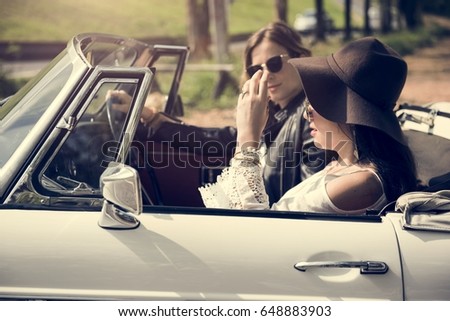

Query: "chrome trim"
left=294, top=261, right=389, bottom=274
left=56, top=115, right=76, bottom=130
left=98, top=162, right=142, bottom=229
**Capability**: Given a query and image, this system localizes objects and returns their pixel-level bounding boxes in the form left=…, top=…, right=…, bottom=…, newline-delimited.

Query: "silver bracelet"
left=234, top=147, right=260, bottom=166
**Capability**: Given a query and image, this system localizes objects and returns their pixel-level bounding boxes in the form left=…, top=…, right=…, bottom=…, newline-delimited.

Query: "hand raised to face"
left=235, top=69, right=269, bottom=150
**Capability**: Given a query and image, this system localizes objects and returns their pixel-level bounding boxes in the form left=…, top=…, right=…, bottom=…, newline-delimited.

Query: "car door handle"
left=294, top=261, right=389, bottom=274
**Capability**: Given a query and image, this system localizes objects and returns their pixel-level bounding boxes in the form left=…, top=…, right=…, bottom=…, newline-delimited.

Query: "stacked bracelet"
left=234, top=147, right=260, bottom=166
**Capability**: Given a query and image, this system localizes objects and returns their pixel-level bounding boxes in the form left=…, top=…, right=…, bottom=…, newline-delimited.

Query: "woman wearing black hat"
left=199, top=37, right=417, bottom=214
left=111, top=22, right=335, bottom=206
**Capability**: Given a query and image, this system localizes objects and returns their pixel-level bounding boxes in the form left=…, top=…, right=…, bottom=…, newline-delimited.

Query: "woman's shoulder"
left=325, top=165, right=384, bottom=211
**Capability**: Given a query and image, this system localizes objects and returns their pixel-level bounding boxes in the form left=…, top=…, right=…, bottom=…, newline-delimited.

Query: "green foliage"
left=1, top=0, right=447, bottom=110
left=179, top=54, right=242, bottom=112
left=180, top=72, right=238, bottom=111
left=0, top=0, right=358, bottom=42
left=0, top=0, right=318, bottom=42
left=228, top=0, right=316, bottom=34
left=380, top=30, right=434, bottom=55
left=0, top=0, right=320, bottom=107
left=378, top=22, right=450, bottom=55
left=0, top=0, right=188, bottom=41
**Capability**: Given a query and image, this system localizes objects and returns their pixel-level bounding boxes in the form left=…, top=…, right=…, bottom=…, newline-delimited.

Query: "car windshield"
left=0, top=51, right=74, bottom=168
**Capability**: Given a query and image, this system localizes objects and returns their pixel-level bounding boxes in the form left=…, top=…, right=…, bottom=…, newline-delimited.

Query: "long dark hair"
left=353, top=125, right=418, bottom=201
left=241, top=21, right=311, bottom=86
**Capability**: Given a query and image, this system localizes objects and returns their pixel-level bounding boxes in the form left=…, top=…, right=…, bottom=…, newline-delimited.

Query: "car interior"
left=36, top=36, right=450, bottom=212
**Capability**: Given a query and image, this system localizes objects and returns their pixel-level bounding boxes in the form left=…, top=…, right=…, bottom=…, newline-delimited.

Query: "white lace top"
left=199, top=157, right=388, bottom=214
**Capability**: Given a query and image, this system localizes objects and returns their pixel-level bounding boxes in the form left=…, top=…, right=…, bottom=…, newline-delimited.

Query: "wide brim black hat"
left=289, top=37, right=407, bottom=144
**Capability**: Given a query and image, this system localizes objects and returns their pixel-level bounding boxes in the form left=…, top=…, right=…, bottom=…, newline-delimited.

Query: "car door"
left=0, top=207, right=403, bottom=300
left=137, top=47, right=234, bottom=207
left=387, top=212, right=450, bottom=300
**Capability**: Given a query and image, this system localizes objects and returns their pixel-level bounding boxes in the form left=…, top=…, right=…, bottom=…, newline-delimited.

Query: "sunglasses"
left=246, top=54, right=288, bottom=78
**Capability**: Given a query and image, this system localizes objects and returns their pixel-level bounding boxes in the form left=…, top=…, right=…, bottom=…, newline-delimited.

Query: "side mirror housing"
left=98, top=162, right=142, bottom=229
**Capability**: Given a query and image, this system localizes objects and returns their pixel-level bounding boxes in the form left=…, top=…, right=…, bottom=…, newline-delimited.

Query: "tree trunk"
left=343, top=0, right=352, bottom=41
left=398, top=0, right=423, bottom=30
left=187, top=0, right=211, bottom=60
left=209, top=0, right=229, bottom=62
left=315, top=0, right=326, bottom=42
left=275, top=0, right=288, bottom=22
left=363, top=0, right=372, bottom=35
left=380, top=0, right=392, bottom=34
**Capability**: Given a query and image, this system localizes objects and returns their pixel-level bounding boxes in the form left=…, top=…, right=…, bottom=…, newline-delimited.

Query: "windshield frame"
left=0, top=43, right=88, bottom=197
left=0, top=33, right=188, bottom=201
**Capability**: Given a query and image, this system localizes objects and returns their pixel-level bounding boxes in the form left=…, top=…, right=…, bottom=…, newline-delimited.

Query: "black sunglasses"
left=246, top=54, right=288, bottom=78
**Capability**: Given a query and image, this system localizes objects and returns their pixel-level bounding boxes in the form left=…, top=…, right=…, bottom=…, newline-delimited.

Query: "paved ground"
left=399, top=36, right=450, bottom=105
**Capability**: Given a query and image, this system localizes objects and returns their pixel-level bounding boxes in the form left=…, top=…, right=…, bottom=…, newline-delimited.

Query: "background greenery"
left=0, top=0, right=346, bottom=41
left=1, top=0, right=448, bottom=111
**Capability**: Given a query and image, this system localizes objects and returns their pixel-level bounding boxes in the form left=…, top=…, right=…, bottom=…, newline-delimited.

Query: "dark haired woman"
left=240, top=21, right=335, bottom=205
left=200, top=37, right=417, bottom=213
left=112, top=21, right=333, bottom=205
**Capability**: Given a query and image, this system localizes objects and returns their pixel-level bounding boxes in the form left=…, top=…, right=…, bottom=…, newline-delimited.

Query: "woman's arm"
left=326, top=170, right=384, bottom=211
left=199, top=70, right=271, bottom=209
left=235, top=70, right=269, bottom=152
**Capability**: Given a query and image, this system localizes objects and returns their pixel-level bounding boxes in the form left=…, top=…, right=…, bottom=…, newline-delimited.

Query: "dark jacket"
left=138, top=92, right=334, bottom=205
left=262, top=93, right=335, bottom=204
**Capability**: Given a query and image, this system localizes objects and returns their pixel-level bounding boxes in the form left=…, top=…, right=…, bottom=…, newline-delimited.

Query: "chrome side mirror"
left=98, top=162, right=142, bottom=229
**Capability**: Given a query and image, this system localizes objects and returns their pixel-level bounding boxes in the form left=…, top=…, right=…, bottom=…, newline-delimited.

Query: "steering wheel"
left=105, top=95, right=162, bottom=205
left=106, top=96, right=124, bottom=141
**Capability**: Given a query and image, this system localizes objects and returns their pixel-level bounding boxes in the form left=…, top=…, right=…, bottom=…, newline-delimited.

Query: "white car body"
left=1, top=208, right=445, bottom=300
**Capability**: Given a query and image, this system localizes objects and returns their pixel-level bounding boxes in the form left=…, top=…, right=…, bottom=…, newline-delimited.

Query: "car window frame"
left=5, top=67, right=154, bottom=207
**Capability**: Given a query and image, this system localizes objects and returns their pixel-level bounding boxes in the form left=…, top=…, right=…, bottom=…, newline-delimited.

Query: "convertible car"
left=1, top=33, right=449, bottom=300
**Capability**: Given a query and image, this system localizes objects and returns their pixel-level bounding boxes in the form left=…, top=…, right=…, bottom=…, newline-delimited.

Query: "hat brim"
left=289, top=56, right=405, bottom=144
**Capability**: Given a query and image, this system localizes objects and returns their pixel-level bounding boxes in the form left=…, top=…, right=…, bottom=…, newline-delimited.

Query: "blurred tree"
left=380, top=0, right=393, bottom=33
left=208, top=0, right=236, bottom=99
left=343, top=0, right=352, bottom=40
left=363, top=0, right=372, bottom=35
left=187, top=0, right=211, bottom=60
left=275, top=0, right=288, bottom=22
left=398, top=0, right=423, bottom=30
left=209, top=0, right=229, bottom=62
left=314, top=0, right=326, bottom=42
